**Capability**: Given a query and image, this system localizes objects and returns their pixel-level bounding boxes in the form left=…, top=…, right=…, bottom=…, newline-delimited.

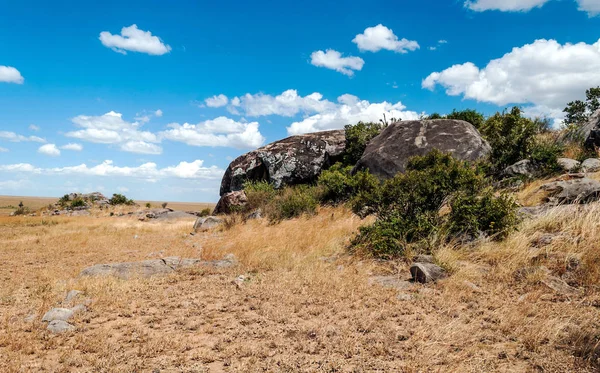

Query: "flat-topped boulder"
left=353, top=119, right=491, bottom=179
left=219, top=130, right=346, bottom=195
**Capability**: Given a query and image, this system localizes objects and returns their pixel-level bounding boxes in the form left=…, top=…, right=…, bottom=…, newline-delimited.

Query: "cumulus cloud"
left=66, top=111, right=162, bottom=155
left=0, top=160, right=224, bottom=181
left=60, top=143, right=83, bottom=151
left=310, top=49, right=365, bottom=76
left=577, top=0, right=600, bottom=16
left=0, top=147, right=8, bottom=152
left=205, top=94, right=229, bottom=108
left=352, top=24, right=419, bottom=53
left=422, top=38, right=600, bottom=124
left=0, top=131, right=45, bottom=143
left=227, top=89, right=337, bottom=117
left=99, top=24, right=171, bottom=55
left=155, top=109, right=163, bottom=117
left=287, top=94, right=421, bottom=135
left=0, top=66, right=24, bottom=84
left=161, top=117, right=265, bottom=149
left=38, top=144, right=61, bottom=157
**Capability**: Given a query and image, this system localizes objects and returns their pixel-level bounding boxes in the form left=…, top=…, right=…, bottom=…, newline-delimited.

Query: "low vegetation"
left=108, top=193, right=135, bottom=206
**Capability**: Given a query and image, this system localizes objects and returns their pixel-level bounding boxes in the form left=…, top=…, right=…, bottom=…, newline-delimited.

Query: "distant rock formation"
left=353, top=119, right=491, bottom=179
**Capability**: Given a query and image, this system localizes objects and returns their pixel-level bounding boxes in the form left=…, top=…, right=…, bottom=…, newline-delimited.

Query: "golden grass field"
left=1, top=190, right=600, bottom=372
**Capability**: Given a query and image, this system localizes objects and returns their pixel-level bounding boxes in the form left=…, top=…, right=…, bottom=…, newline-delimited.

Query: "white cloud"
left=352, top=24, right=419, bottom=53
left=0, top=179, right=30, bottom=191
left=99, top=24, right=171, bottom=55
left=0, top=131, right=46, bottom=143
left=0, top=160, right=224, bottom=180
left=0, top=147, right=8, bottom=153
left=29, top=124, right=40, bottom=132
left=228, top=89, right=336, bottom=117
left=66, top=111, right=162, bottom=155
left=38, top=144, right=61, bottom=157
left=465, top=0, right=551, bottom=12
left=422, top=38, right=600, bottom=124
left=310, top=49, right=365, bottom=76
left=155, top=109, right=163, bottom=117
left=0, top=66, right=24, bottom=84
left=577, top=0, right=600, bottom=16
left=429, top=40, right=449, bottom=51
left=61, top=143, right=83, bottom=151
left=205, top=94, right=229, bottom=108
left=287, top=94, right=421, bottom=135
left=161, top=117, right=265, bottom=149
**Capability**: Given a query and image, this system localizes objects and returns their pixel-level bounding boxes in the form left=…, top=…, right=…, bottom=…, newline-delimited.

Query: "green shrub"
left=445, top=109, right=485, bottom=129
left=343, top=121, right=384, bottom=166
left=529, top=136, right=564, bottom=175
left=317, top=163, right=379, bottom=205
left=70, top=198, right=86, bottom=208
left=244, top=181, right=278, bottom=211
left=58, top=194, right=70, bottom=207
left=265, top=185, right=319, bottom=222
left=351, top=150, right=519, bottom=258
left=199, top=208, right=212, bottom=217
left=145, top=202, right=152, bottom=208
left=12, top=206, right=31, bottom=216
left=109, top=193, right=135, bottom=206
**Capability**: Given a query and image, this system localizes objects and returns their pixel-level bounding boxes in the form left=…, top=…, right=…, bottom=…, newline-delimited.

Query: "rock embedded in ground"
left=542, top=275, right=580, bottom=296
left=219, top=129, right=346, bottom=196
left=581, top=158, right=600, bottom=173
left=557, top=158, right=581, bottom=173
left=42, top=308, right=74, bottom=322
left=193, top=216, right=224, bottom=232
left=504, top=159, right=537, bottom=178
left=541, top=177, right=600, bottom=204
left=47, top=320, right=75, bottom=334
left=410, top=263, right=447, bottom=284
left=80, top=255, right=237, bottom=279
left=64, top=290, right=83, bottom=303
left=353, top=119, right=491, bottom=180
left=246, top=209, right=262, bottom=220
left=213, top=191, right=248, bottom=215
left=412, top=254, right=434, bottom=264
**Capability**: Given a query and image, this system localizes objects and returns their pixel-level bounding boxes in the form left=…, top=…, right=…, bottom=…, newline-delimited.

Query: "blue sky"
left=1, top=0, right=599, bottom=202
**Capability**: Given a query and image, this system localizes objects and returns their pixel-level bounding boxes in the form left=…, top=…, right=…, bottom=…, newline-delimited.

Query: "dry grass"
left=1, top=203, right=599, bottom=372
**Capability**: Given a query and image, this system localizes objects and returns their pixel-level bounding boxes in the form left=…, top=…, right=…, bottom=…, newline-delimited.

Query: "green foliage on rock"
left=342, top=121, right=384, bottom=166
left=350, top=150, right=519, bottom=258
left=244, top=181, right=317, bottom=223
left=70, top=198, right=86, bottom=208
left=109, top=193, right=135, bottom=206
left=564, top=87, right=600, bottom=126
left=425, top=109, right=485, bottom=129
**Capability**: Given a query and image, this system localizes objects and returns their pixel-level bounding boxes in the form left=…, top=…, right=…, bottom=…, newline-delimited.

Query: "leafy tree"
left=343, top=121, right=384, bottom=166
left=109, top=193, right=134, bottom=206
left=445, top=109, right=485, bottom=129
left=564, top=86, right=600, bottom=125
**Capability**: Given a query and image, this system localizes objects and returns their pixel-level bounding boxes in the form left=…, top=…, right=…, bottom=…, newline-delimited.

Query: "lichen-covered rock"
left=410, top=263, right=447, bottom=284
left=504, top=159, right=537, bottom=177
left=213, top=191, right=248, bottom=215
left=47, top=320, right=75, bottom=334
left=557, top=158, right=581, bottom=172
left=193, top=216, right=224, bottom=232
left=541, top=177, right=600, bottom=204
left=353, top=120, right=491, bottom=179
left=42, top=308, right=74, bottom=322
left=219, top=130, right=346, bottom=195
left=581, top=158, right=600, bottom=173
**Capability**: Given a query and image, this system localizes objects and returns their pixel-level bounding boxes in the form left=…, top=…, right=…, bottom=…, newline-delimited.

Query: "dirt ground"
left=1, top=203, right=599, bottom=372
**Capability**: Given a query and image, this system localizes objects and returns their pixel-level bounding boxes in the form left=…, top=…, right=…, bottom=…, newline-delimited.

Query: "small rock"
left=541, top=177, right=600, bottom=204
left=410, top=263, right=447, bottom=284
left=42, top=308, right=74, bottom=322
left=557, top=158, right=581, bottom=172
left=193, top=216, right=223, bottom=232
left=370, top=276, right=414, bottom=291
left=504, top=159, right=537, bottom=177
left=71, top=304, right=87, bottom=314
left=64, top=290, right=83, bottom=303
left=246, top=209, right=262, bottom=220
left=413, top=254, right=434, bottom=264
left=531, top=234, right=556, bottom=248
left=233, top=275, right=246, bottom=289
left=542, top=275, right=580, bottom=296
left=581, top=158, right=600, bottom=173
left=47, top=320, right=75, bottom=334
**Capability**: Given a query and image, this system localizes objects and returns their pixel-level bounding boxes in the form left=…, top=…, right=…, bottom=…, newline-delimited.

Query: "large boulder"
left=353, top=119, right=491, bottom=179
left=213, top=191, right=248, bottom=215
left=219, top=130, right=346, bottom=195
left=541, top=177, right=600, bottom=204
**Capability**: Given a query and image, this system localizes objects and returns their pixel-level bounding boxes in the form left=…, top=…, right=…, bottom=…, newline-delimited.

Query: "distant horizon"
left=1, top=0, right=599, bottom=201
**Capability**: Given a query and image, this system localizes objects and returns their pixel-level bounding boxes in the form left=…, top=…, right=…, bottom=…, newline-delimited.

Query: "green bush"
left=109, top=193, right=135, bottom=206
left=529, top=136, right=564, bottom=175
left=351, top=150, right=519, bottom=258
left=70, top=198, right=86, bottom=208
left=58, top=194, right=70, bottom=208
left=317, top=163, right=379, bottom=205
left=199, top=208, right=212, bottom=217
left=244, top=181, right=278, bottom=211
left=145, top=202, right=152, bottom=208
left=426, top=109, right=485, bottom=129
left=343, top=121, right=384, bottom=166
left=265, top=185, right=319, bottom=222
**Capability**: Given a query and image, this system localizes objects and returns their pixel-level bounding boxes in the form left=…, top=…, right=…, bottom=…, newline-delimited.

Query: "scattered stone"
left=370, top=276, right=414, bottom=291
left=410, top=263, right=447, bottom=284
left=42, top=308, right=74, bottom=322
left=193, top=216, right=223, bottom=232
left=71, top=304, right=87, bottom=314
left=581, top=158, right=600, bottom=173
left=47, top=320, right=75, bottom=334
left=233, top=275, right=247, bottom=289
left=213, top=191, right=248, bottom=215
left=542, top=275, right=580, bottom=296
left=219, top=129, right=346, bottom=195
left=541, top=177, right=600, bottom=204
left=353, top=119, right=491, bottom=180
left=531, top=233, right=557, bottom=248
left=246, top=209, right=262, bottom=220
left=80, top=255, right=237, bottom=279
left=412, top=254, right=434, bottom=264
left=557, top=158, right=581, bottom=173
left=64, top=290, right=83, bottom=303
left=504, top=159, right=537, bottom=177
